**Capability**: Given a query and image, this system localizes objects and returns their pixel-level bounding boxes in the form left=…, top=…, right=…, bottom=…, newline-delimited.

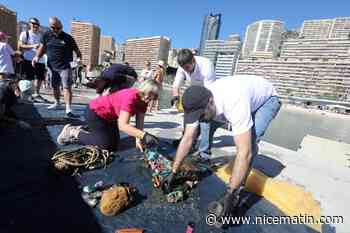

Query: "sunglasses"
left=30, top=22, right=40, bottom=26
left=50, top=26, right=61, bottom=31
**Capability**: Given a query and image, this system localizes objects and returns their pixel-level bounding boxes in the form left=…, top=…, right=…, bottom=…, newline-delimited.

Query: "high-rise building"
left=124, top=36, right=171, bottom=71
left=114, top=42, right=125, bottom=64
left=168, top=48, right=180, bottom=68
left=198, top=13, right=221, bottom=55
left=300, top=19, right=334, bottom=39
left=0, top=5, right=17, bottom=49
left=202, top=40, right=224, bottom=64
left=330, top=17, right=350, bottom=39
left=237, top=17, right=350, bottom=103
left=99, top=35, right=116, bottom=64
left=71, top=21, right=101, bottom=66
left=235, top=59, right=350, bottom=102
left=301, top=17, right=350, bottom=39
left=280, top=38, right=350, bottom=61
left=202, top=34, right=241, bottom=78
left=242, top=20, right=285, bottom=58
left=215, top=34, right=242, bottom=78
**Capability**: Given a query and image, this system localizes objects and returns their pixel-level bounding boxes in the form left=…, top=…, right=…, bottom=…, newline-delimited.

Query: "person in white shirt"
left=171, top=49, right=216, bottom=160
left=139, top=61, right=153, bottom=82
left=163, top=75, right=281, bottom=223
left=18, top=18, right=48, bottom=103
left=0, top=32, right=15, bottom=80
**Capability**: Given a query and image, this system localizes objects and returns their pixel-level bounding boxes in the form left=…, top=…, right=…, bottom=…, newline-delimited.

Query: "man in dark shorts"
left=32, top=17, right=81, bottom=118
left=18, top=17, right=47, bottom=103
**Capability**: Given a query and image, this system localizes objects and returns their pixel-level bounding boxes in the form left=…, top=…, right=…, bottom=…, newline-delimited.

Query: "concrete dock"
left=143, top=108, right=349, bottom=233
left=2, top=87, right=347, bottom=233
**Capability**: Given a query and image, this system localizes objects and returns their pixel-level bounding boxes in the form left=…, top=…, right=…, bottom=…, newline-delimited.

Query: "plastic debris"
left=166, top=191, right=184, bottom=203
left=186, top=222, right=195, bottom=233
left=81, top=193, right=98, bottom=208
left=83, top=185, right=96, bottom=193
left=116, top=228, right=144, bottom=233
left=94, top=180, right=104, bottom=189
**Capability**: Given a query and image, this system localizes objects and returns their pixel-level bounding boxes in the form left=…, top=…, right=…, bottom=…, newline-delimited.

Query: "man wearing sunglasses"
left=162, top=75, right=281, bottom=226
left=18, top=17, right=47, bottom=103
left=32, top=17, right=81, bottom=118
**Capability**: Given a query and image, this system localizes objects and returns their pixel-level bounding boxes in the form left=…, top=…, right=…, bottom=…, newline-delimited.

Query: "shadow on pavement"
left=0, top=103, right=102, bottom=233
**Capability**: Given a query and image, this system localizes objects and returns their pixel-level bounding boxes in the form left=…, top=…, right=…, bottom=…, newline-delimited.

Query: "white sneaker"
left=48, top=103, right=61, bottom=110
left=57, top=124, right=81, bottom=145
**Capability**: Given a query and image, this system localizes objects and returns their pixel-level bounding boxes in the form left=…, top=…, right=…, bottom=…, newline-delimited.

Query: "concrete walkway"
left=36, top=87, right=348, bottom=232
left=144, top=108, right=349, bottom=233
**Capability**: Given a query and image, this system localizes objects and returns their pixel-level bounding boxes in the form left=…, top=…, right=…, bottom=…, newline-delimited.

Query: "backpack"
left=18, top=30, right=29, bottom=52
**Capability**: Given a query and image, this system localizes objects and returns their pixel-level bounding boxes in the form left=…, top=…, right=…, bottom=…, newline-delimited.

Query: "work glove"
left=207, top=187, right=242, bottom=228
left=161, top=172, right=175, bottom=194
left=170, top=96, right=179, bottom=107
left=141, top=132, right=159, bottom=148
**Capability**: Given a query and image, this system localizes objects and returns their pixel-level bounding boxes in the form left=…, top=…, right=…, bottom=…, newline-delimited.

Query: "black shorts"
left=23, top=60, right=46, bottom=81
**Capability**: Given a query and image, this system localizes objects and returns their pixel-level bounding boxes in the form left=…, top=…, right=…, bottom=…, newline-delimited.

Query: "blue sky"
left=3, top=0, right=349, bottom=48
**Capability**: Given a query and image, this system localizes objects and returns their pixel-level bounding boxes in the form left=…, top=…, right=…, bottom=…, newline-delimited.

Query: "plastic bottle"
left=186, top=222, right=194, bottom=233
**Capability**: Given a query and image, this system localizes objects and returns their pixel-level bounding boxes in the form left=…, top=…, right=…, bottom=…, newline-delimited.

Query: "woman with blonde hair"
left=57, top=79, right=161, bottom=151
left=148, top=60, right=165, bottom=112
left=139, top=60, right=153, bottom=82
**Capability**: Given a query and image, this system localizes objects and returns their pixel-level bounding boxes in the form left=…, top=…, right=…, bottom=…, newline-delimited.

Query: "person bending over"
left=57, top=79, right=160, bottom=151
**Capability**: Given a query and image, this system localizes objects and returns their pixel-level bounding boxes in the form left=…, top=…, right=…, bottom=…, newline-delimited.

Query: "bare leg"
left=53, top=87, right=60, bottom=103
left=34, top=79, right=42, bottom=95
left=63, top=87, right=72, bottom=113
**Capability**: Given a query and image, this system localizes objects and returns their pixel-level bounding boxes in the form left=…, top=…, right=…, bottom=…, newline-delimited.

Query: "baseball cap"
left=182, top=85, right=212, bottom=124
left=29, top=17, right=40, bottom=25
left=0, top=32, right=11, bottom=40
left=157, top=60, right=165, bottom=68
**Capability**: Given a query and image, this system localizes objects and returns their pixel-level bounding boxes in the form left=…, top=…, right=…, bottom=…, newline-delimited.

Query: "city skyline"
left=2, top=0, right=350, bottom=48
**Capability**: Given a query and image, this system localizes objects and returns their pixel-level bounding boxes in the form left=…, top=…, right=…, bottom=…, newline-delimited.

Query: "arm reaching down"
left=172, top=123, right=199, bottom=173
left=118, top=111, right=158, bottom=151
left=135, top=112, right=145, bottom=151
left=32, top=44, right=45, bottom=67
left=229, top=129, right=253, bottom=191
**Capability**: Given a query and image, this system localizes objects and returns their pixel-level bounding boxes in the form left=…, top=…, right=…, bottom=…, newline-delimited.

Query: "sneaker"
left=48, top=103, right=61, bottom=110
left=57, top=124, right=80, bottom=145
left=33, top=94, right=49, bottom=103
left=66, top=111, right=80, bottom=119
left=192, top=151, right=211, bottom=164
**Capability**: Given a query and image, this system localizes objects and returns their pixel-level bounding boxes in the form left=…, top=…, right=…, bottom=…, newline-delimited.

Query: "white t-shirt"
left=210, top=75, right=277, bottom=135
left=19, top=30, right=45, bottom=63
left=188, top=75, right=277, bottom=136
left=0, top=42, right=14, bottom=74
left=173, top=56, right=216, bottom=89
left=140, top=69, right=153, bottom=80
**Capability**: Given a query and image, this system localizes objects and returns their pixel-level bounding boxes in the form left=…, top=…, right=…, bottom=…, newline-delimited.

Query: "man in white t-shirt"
left=0, top=32, right=15, bottom=79
left=18, top=18, right=47, bottom=102
left=171, top=49, right=216, bottom=159
left=163, top=75, right=281, bottom=224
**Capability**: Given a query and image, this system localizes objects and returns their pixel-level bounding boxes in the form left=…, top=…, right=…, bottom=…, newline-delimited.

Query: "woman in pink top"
left=57, top=79, right=161, bottom=151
